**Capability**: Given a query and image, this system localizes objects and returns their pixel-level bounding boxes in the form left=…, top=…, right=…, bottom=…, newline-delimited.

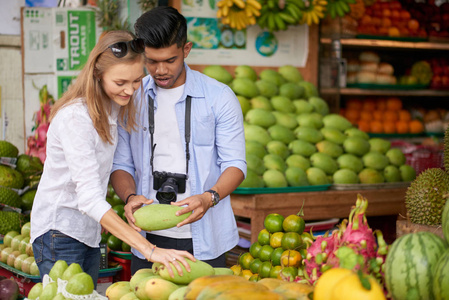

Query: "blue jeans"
left=32, top=230, right=100, bottom=288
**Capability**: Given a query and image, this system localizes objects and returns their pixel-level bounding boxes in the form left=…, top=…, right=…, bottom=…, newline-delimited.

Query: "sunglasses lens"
left=131, top=39, right=145, bottom=53
left=109, top=42, right=128, bottom=58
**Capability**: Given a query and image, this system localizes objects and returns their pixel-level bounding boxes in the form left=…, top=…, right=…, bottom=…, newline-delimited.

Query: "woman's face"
left=101, top=60, right=145, bottom=106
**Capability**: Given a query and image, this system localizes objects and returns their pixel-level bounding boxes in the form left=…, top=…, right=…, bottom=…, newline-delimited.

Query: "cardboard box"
left=22, top=7, right=101, bottom=74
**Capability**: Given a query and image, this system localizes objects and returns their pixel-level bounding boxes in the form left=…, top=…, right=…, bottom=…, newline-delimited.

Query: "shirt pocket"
left=193, top=115, right=215, bottom=146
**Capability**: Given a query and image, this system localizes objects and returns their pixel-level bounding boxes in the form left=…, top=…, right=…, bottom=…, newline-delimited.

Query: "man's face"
left=144, top=42, right=192, bottom=89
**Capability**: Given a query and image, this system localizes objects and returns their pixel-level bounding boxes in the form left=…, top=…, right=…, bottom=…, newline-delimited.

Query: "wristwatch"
left=206, top=189, right=220, bottom=206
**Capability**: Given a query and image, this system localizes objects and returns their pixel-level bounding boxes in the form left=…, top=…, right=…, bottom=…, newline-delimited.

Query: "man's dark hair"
left=134, top=6, right=187, bottom=49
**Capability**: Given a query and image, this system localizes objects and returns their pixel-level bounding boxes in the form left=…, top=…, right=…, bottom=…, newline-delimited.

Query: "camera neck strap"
left=148, top=95, right=192, bottom=176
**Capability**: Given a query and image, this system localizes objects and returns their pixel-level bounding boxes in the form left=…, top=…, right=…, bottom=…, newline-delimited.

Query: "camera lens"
left=156, top=178, right=178, bottom=204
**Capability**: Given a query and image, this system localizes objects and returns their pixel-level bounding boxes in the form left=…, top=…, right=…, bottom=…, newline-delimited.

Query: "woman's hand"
left=147, top=247, right=196, bottom=278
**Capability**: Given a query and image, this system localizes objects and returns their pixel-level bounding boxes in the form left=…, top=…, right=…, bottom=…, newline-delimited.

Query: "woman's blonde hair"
left=50, top=30, right=143, bottom=144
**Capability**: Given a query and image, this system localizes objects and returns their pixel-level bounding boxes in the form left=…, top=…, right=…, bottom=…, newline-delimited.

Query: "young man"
left=110, top=6, right=247, bottom=273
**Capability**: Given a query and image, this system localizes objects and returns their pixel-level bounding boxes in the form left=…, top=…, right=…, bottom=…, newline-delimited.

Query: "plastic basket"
left=391, top=140, right=444, bottom=175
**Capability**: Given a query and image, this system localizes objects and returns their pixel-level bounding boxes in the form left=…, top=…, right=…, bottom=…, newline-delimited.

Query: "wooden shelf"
left=231, top=187, right=408, bottom=243
left=320, top=38, right=449, bottom=51
left=320, top=87, right=449, bottom=97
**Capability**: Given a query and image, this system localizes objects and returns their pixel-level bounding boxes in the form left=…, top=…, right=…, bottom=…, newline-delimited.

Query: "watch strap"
left=206, top=189, right=220, bottom=206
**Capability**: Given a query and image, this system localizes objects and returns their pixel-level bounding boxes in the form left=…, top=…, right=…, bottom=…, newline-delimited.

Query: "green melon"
left=433, top=249, right=449, bottom=300
left=385, top=232, right=447, bottom=300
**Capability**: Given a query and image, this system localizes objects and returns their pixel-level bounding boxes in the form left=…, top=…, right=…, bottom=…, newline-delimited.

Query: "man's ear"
left=183, top=42, right=193, bottom=58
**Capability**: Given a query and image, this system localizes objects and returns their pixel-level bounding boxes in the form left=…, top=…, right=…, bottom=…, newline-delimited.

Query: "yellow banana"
left=310, top=10, right=319, bottom=24
left=223, top=4, right=230, bottom=16
left=232, top=0, right=246, bottom=9
left=247, top=0, right=262, bottom=9
left=249, top=16, right=257, bottom=25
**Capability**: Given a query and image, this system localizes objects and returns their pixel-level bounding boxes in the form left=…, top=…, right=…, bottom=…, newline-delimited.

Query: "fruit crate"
left=391, top=140, right=444, bottom=175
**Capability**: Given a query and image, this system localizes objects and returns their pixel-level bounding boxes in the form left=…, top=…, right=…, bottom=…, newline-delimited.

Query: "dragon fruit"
left=302, top=194, right=389, bottom=287
left=26, top=84, right=54, bottom=164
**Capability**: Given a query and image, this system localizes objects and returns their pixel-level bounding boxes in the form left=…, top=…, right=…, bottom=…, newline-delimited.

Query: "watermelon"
left=385, top=232, right=447, bottom=300
left=433, top=249, right=449, bottom=300
left=443, top=200, right=449, bottom=244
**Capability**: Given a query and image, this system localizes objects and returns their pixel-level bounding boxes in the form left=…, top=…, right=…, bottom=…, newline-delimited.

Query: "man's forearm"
left=110, top=170, right=137, bottom=202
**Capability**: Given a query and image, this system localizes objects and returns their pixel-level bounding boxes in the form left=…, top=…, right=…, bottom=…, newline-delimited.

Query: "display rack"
left=230, top=186, right=408, bottom=243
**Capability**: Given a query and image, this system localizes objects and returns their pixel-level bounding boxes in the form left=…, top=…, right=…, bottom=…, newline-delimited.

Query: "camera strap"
left=148, top=95, right=192, bottom=177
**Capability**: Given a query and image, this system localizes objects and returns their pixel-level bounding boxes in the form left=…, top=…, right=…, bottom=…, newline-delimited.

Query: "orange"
left=280, top=250, right=302, bottom=268
left=258, top=229, right=272, bottom=246
left=386, top=97, right=402, bottom=110
left=249, top=258, right=263, bottom=274
left=249, top=242, right=262, bottom=258
left=408, top=19, right=419, bottom=31
left=396, top=120, right=409, bottom=134
left=270, top=247, right=285, bottom=266
left=258, top=245, right=275, bottom=262
left=282, top=214, right=305, bottom=234
left=370, top=120, right=383, bottom=133
left=398, top=110, right=411, bottom=121
left=373, top=110, right=383, bottom=121
left=259, top=261, right=273, bottom=278
left=269, top=232, right=284, bottom=249
left=357, top=120, right=371, bottom=132
left=231, top=264, right=242, bottom=276
left=388, top=27, right=401, bottom=37
left=360, top=14, right=372, bottom=25
left=400, top=10, right=411, bottom=20
left=270, top=265, right=282, bottom=278
left=381, top=17, right=392, bottom=27
left=239, top=252, right=255, bottom=270
left=277, top=266, right=298, bottom=282
left=346, top=99, right=363, bottom=110
left=264, top=213, right=285, bottom=233
left=376, top=99, right=387, bottom=110
left=107, top=235, right=123, bottom=251
left=362, top=99, right=377, bottom=111
left=385, top=110, right=399, bottom=122
left=382, top=8, right=391, bottom=17
left=360, top=111, right=373, bottom=121
left=281, top=232, right=303, bottom=250
left=240, top=269, right=253, bottom=280
left=409, top=119, right=424, bottom=133
left=345, top=109, right=360, bottom=121
left=383, top=121, right=396, bottom=134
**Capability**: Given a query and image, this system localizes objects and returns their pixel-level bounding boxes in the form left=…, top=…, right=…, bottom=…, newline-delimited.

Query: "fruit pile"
left=26, top=260, right=99, bottom=299
left=1, top=222, right=39, bottom=277
left=229, top=195, right=388, bottom=296
left=341, top=97, right=424, bottom=134
left=356, top=0, right=426, bottom=38
left=202, top=64, right=416, bottom=188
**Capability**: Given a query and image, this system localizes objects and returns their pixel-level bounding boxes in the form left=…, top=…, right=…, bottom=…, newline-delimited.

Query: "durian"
left=405, top=168, right=449, bottom=225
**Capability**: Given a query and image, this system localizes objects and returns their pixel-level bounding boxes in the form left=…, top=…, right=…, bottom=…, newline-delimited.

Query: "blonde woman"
left=30, top=30, right=194, bottom=286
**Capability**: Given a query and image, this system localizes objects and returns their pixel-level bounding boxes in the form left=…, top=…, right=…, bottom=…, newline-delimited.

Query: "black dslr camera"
left=153, top=171, right=187, bottom=204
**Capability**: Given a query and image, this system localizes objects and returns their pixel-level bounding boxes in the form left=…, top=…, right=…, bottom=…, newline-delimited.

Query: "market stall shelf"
left=231, top=186, right=408, bottom=243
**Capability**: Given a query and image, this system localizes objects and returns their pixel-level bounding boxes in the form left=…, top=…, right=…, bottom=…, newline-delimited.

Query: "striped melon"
left=385, top=232, right=447, bottom=300
left=433, top=249, right=449, bottom=300
left=443, top=200, right=449, bottom=244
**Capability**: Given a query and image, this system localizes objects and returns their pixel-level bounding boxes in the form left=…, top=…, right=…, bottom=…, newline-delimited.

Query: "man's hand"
left=124, top=195, right=153, bottom=231
left=171, top=193, right=212, bottom=227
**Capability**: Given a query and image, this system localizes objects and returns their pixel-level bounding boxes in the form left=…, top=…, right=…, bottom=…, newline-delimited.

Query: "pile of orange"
left=341, top=97, right=424, bottom=134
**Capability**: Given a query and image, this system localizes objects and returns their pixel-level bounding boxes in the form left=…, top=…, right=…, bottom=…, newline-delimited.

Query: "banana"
left=247, top=0, right=262, bottom=9
left=257, top=11, right=269, bottom=28
left=286, top=0, right=305, bottom=9
left=232, top=0, right=246, bottom=9
left=267, top=12, right=277, bottom=31
left=274, top=13, right=287, bottom=30
left=340, top=1, right=350, bottom=13
left=222, top=4, right=229, bottom=16
left=334, top=0, right=345, bottom=17
left=286, top=3, right=301, bottom=20
left=278, top=12, right=297, bottom=24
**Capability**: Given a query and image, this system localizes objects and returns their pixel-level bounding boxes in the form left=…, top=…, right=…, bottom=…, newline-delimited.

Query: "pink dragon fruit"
left=26, top=84, right=54, bottom=164
left=301, top=194, right=389, bottom=286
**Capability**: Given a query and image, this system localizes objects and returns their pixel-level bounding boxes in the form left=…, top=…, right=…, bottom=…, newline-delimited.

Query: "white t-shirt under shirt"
left=151, top=84, right=192, bottom=239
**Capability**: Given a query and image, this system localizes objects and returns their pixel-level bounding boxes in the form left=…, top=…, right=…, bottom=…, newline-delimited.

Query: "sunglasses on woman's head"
left=108, top=38, right=145, bottom=58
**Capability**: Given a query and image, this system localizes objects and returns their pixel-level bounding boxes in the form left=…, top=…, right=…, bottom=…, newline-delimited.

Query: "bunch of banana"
left=257, top=0, right=304, bottom=31
left=217, top=0, right=262, bottom=30
left=325, top=0, right=356, bottom=19
left=300, top=0, right=328, bottom=26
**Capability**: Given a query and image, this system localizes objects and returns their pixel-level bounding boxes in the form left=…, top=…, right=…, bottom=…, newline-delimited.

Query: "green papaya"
left=134, top=204, right=192, bottom=231
left=158, top=258, right=215, bottom=285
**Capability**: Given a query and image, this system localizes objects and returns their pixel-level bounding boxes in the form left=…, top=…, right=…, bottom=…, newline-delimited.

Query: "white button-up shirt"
left=30, top=99, right=116, bottom=248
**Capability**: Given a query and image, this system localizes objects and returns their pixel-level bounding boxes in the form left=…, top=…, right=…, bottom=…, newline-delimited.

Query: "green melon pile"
left=203, top=65, right=416, bottom=188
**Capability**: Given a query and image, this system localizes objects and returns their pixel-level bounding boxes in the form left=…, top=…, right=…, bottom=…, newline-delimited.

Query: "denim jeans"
left=32, top=230, right=100, bottom=288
